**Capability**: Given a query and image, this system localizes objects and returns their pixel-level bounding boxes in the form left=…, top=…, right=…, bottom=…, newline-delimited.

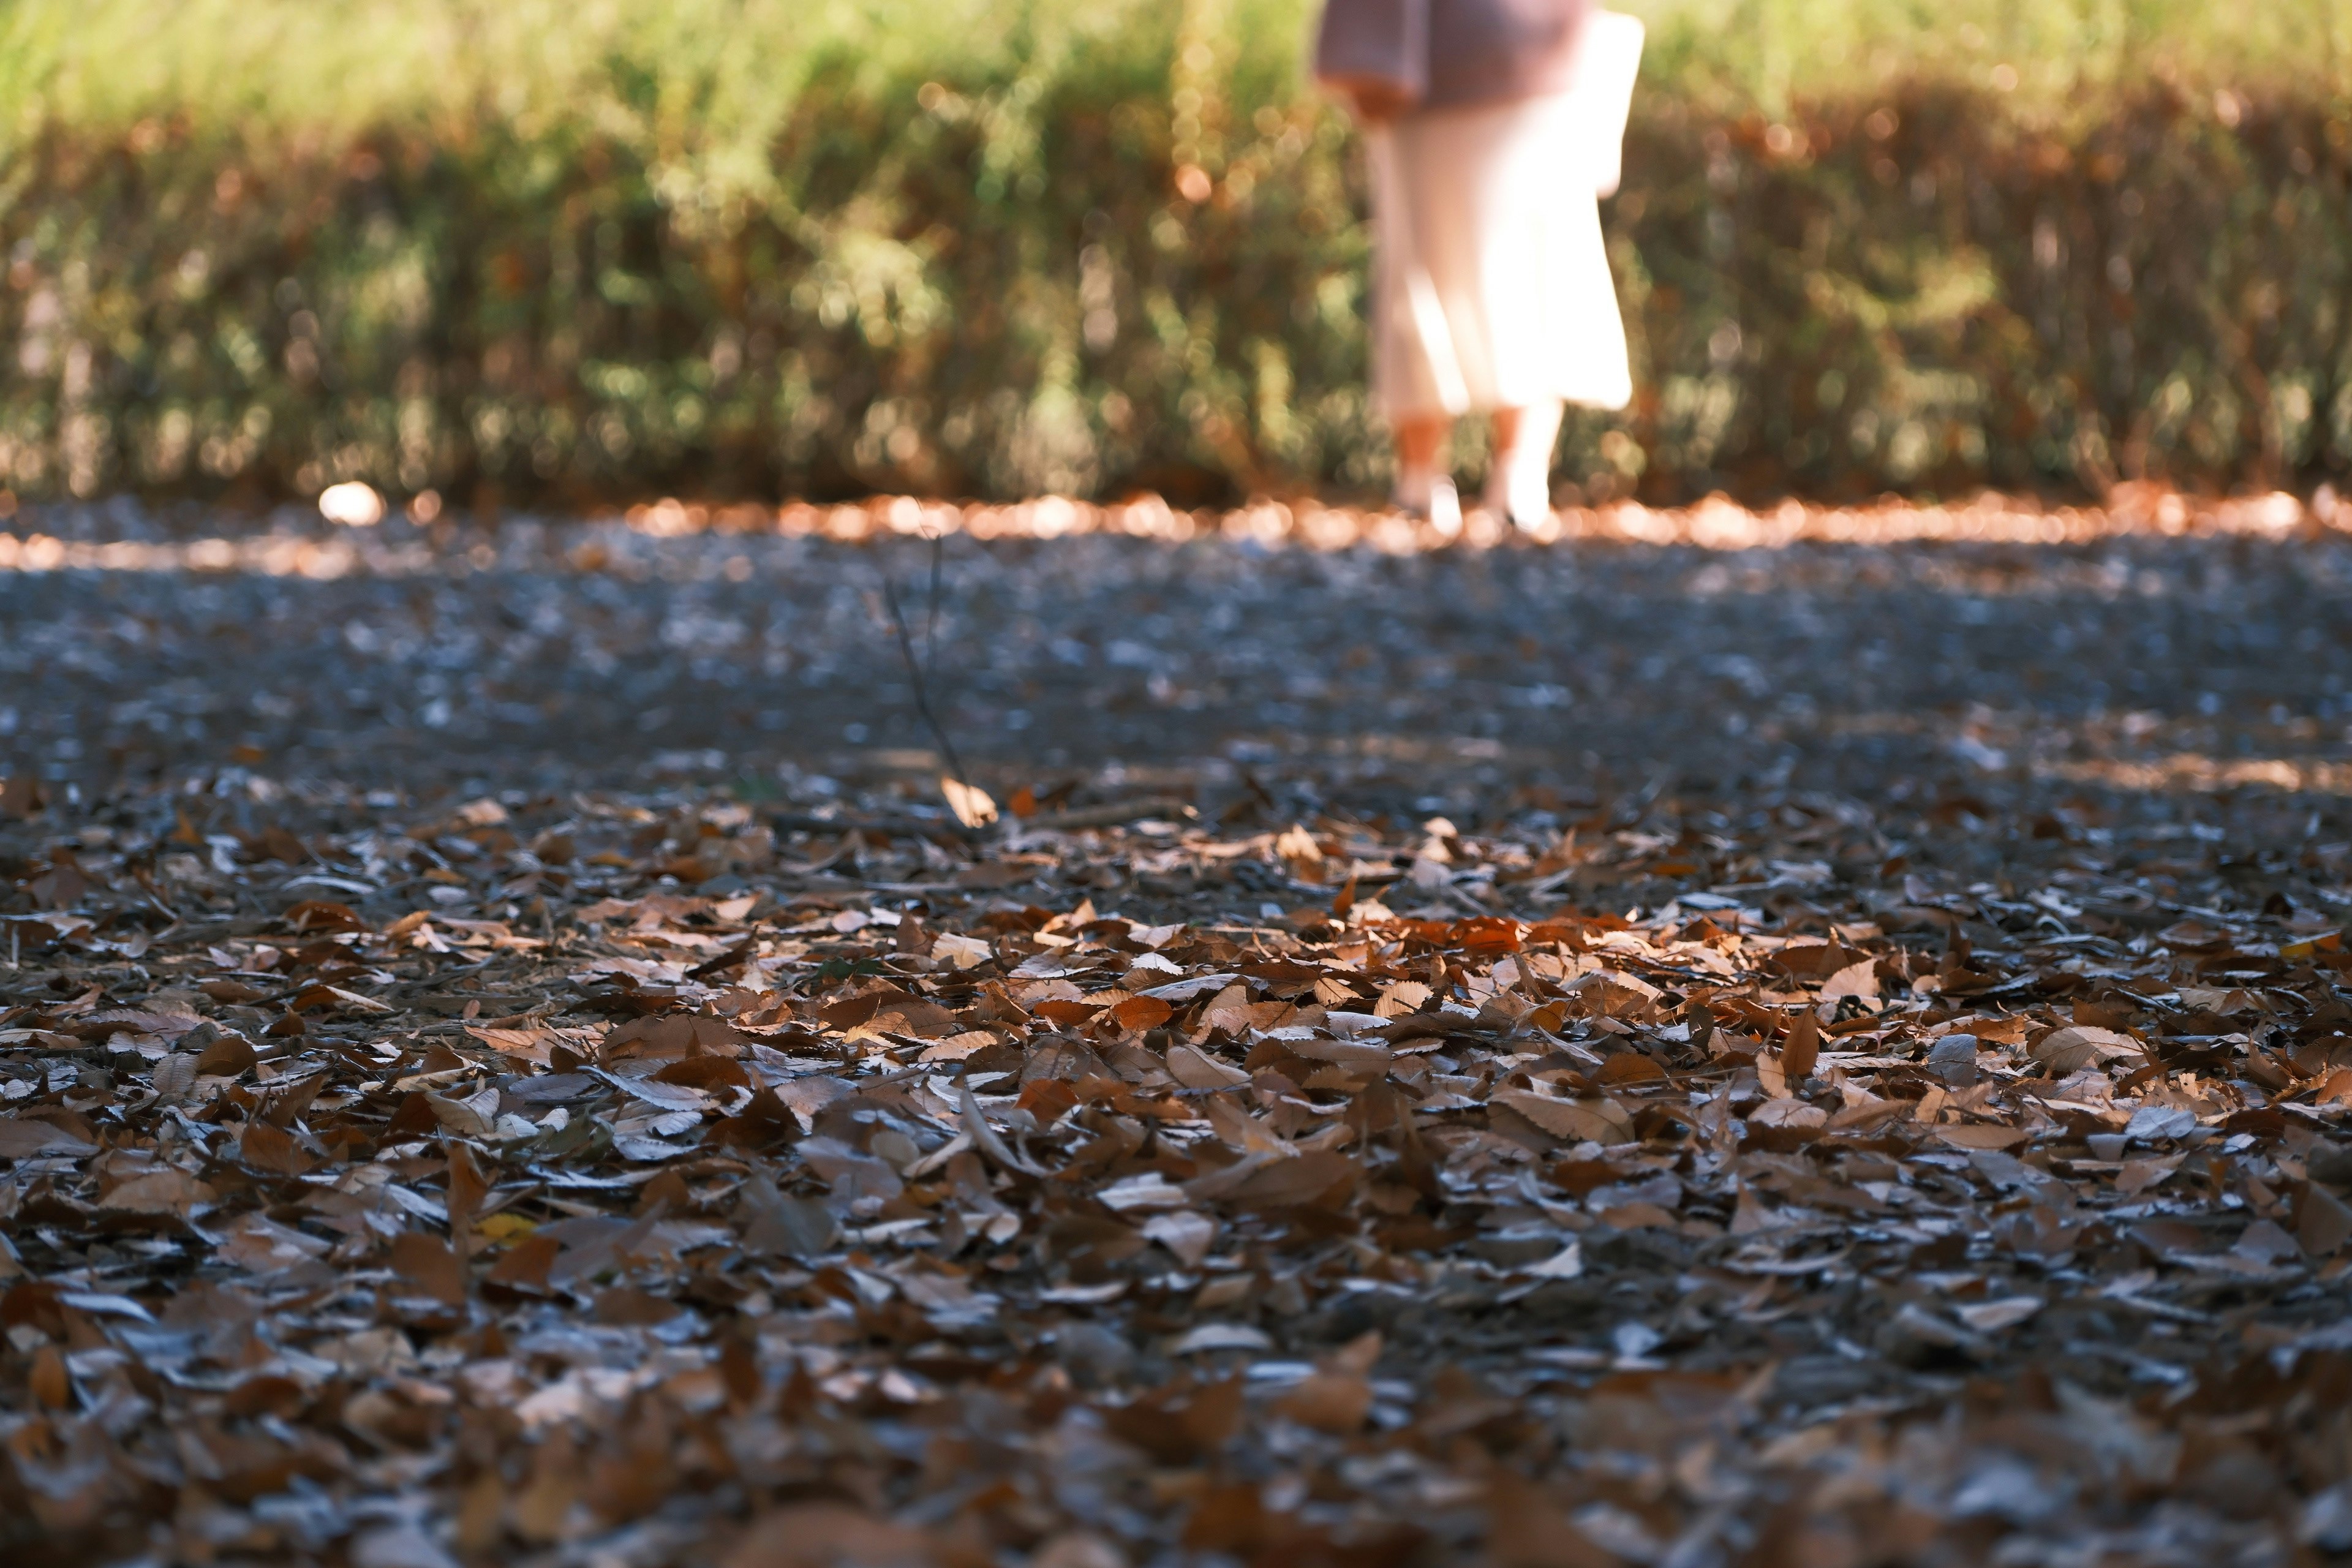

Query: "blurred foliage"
left=0, top=0, right=2347, bottom=505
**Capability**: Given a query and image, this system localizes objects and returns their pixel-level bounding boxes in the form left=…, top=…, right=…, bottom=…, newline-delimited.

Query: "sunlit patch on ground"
left=619, top=486, right=2338, bottom=554
left=13, top=488, right=2335, bottom=578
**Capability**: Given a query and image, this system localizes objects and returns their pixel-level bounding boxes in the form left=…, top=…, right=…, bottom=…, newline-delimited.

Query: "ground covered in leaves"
left=5, top=500, right=2352, bottom=1568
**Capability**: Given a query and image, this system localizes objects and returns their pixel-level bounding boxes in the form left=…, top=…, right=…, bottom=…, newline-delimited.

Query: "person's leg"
left=1395, top=415, right=1449, bottom=488
left=1485, top=399, right=1564, bottom=529
left=1392, top=413, right=1461, bottom=535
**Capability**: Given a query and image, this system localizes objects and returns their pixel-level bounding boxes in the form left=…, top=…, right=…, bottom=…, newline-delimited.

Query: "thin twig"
left=879, top=573, right=968, bottom=787
left=767, top=810, right=976, bottom=843
left=924, top=529, right=945, bottom=680
left=875, top=528, right=979, bottom=804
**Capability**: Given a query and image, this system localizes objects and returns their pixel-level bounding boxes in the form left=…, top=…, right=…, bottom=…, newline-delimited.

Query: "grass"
left=1626, top=0, right=2351, bottom=110
left=3, top=0, right=2343, bottom=153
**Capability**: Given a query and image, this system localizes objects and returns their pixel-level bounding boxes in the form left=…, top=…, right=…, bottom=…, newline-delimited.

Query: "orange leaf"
left=1783, top=1009, right=1820, bottom=1081
left=1112, top=995, right=1175, bottom=1032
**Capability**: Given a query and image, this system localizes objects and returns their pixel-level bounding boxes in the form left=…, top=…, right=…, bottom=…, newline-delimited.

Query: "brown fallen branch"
left=766, top=810, right=983, bottom=845
left=1016, top=796, right=1197, bottom=833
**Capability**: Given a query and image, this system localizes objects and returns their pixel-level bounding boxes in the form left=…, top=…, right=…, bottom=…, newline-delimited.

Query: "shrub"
left=0, top=0, right=2345, bottom=505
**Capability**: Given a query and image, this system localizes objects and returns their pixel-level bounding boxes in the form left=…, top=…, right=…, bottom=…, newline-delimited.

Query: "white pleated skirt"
left=1367, top=91, right=1633, bottom=420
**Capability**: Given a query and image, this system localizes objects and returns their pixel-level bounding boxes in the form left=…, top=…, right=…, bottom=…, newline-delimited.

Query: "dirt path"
left=4, top=502, right=2349, bottom=811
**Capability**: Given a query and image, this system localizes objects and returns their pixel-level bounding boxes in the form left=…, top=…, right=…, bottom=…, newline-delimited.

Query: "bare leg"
left=1487, top=399, right=1565, bottom=528
left=1394, top=415, right=1450, bottom=488
left=1392, top=414, right=1461, bottom=535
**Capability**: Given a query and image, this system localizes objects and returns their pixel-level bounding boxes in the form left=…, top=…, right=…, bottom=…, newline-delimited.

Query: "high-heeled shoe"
left=1394, top=472, right=1463, bottom=539
left=1484, top=467, right=1553, bottom=532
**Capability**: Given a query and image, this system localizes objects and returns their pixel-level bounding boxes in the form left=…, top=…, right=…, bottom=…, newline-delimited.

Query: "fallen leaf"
left=1936, top=1123, right=2031, bottom=1152
left=942, top=776, right=999, bottom=829
left=1493, top=1090, right=1635, bottom=1144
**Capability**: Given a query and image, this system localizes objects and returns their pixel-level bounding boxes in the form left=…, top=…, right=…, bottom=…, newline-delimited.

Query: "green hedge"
left=1, top=2, right=2348, bottom=506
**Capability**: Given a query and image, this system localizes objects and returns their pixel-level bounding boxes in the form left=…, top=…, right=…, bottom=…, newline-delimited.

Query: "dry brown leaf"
left=1491, top=1089, right=1634, bottom=1145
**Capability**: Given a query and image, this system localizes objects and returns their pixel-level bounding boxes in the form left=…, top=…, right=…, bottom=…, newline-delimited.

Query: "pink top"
left=1313, top=0, right=1593, bottom=113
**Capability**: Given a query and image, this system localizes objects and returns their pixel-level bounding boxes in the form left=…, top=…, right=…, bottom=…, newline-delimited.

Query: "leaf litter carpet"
left=4, top=503, right=2352, bottom=1567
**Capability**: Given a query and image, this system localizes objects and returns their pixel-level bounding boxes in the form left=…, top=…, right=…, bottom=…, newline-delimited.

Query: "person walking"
left=1315, top=0, right=1641, bottom=532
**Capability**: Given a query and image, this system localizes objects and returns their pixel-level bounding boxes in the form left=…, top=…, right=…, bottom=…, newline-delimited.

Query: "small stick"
left=879, top=560, right=970, bottom=789
left=924, top=529, right=946, bottom=681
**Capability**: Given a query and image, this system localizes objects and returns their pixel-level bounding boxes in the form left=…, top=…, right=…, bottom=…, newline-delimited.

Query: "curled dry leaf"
left=940, top=775, right=998, bottom=829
